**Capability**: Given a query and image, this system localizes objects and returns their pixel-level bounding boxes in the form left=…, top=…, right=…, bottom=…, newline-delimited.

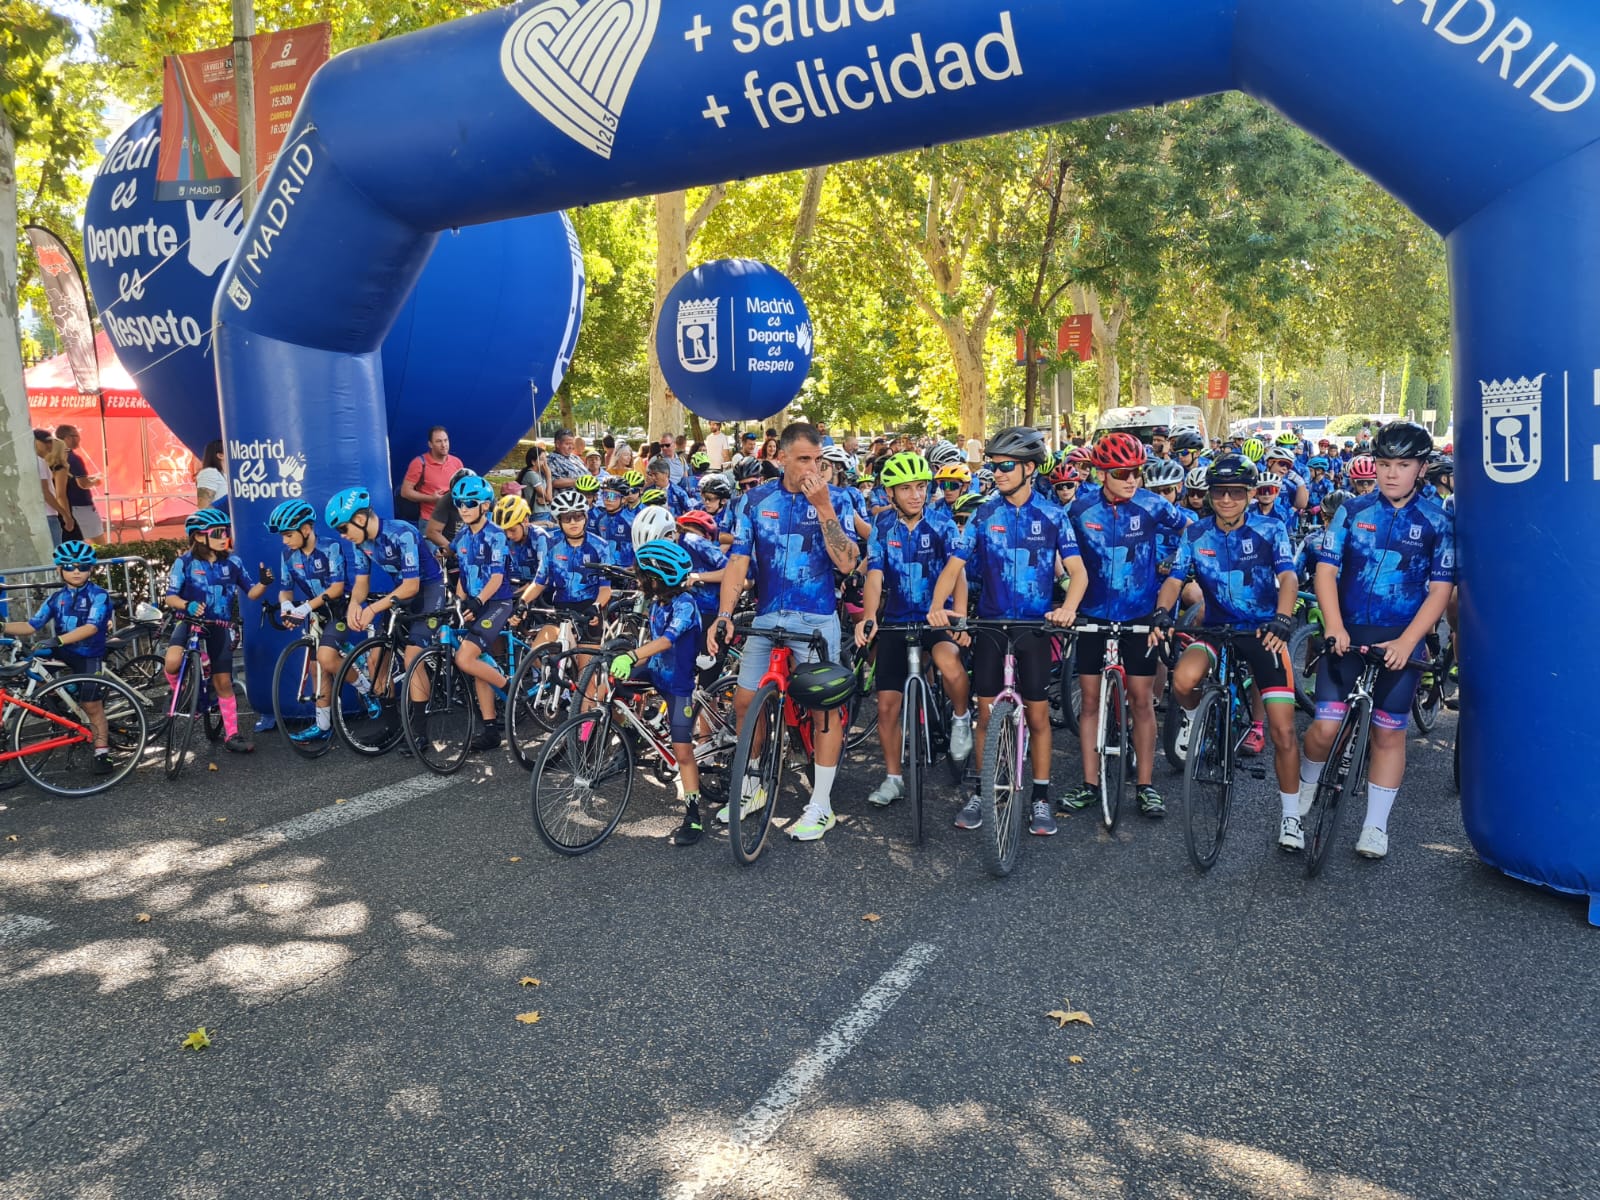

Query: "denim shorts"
left=737, top=611, right=840, bottom=692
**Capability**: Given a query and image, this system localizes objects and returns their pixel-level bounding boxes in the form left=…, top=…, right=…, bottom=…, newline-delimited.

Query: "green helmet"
left=574, top=474, right=600, bottom=494
left=1240, top=437, right=1266, bottom=463
left=879, top=452, right=932, bottom=489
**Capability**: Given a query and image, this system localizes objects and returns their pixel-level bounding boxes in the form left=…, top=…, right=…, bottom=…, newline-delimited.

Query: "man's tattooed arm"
left=821, top=517, right=860, bottom=573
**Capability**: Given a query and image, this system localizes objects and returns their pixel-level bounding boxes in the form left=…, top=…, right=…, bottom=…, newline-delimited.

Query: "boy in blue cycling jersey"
left=855, top=452, right=973, bottom=809
left=928, top=428, right=1085, bottom=836
left=493, top=493, right=548, bottom=587
left=164, top=508, right=269, bottom=753
left=611, top=540, right=707, bottom=847
left=521, top=493, right=613, bottom=646
left=1299, top=422, right=1455, bottom=861
left=268, top=499, right=367, bottom=742
left=4, top=541, right=115, bottom=771
left=1154, top=456, right=1306, bottom=849
left=1061, top=433, right=1189, bottom=819
left=593, top=481, right=638, bottom=568
left=449, top=475, right=517, bottom=750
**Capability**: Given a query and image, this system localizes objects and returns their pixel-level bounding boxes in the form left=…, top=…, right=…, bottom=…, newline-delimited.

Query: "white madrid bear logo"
left=500, top=0, right=660, bottom=160
left=1480, top=374, right=1543, bottom=485
left=676, top=297, right=719, bottom=373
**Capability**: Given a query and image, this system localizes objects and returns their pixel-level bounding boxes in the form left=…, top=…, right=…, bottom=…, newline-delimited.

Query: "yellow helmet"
left=493, top=493, right=531, bottom=529
left=933, top=463, right=971, bottom=486
left=1241, top=437, right=1266, bottom=463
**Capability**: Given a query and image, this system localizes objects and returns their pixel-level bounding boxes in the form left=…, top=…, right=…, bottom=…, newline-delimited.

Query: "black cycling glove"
left=1264, top=613, right=1296, bottom=643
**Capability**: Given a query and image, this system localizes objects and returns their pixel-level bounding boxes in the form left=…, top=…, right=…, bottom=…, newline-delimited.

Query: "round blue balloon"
left=655, top=259, right=812, bottom=422
left=83, top=107, right=583, bottom=470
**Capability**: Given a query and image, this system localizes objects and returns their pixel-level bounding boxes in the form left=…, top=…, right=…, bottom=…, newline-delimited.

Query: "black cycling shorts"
left=971, top=627, right=1054, bottom=703
left=874, top=628, right=954, bottom=694
left=1187, top=631, right=1294, bottom=704
left=1075, top=624, right=1159, bottom=679
left=170, top=622, right=234, bottom=673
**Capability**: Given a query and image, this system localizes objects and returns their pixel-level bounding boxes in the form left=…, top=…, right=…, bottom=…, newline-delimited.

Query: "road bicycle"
left=1285, top=590, right=1326, bottom=716
left=332, top=603, right=454, bottom=756
left=1304, top=642, right=1392, bottom=878
left=1411, top=620, right=1457, bottom=734
left=163, top=616, right=235, bottom=780
left=0, top=656, right=148, bottom=795
left=724, top=617, right=836, bottom=866
left=271, top=607, right=380, bottom=760
left=505, top=605, right=606, bottom=763
left=1176, top=627, right=1269, bottom=872
left=868, top=620, right=963, bottom=847
left=530, top=666, right=741, bottom=855
left=1075, top=618, right=1157, bottom=833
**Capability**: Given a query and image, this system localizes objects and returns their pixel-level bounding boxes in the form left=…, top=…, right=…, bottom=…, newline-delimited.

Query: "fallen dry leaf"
left=135, top=913, right=152, bottom=923
left=335, top=798, right=347, bottom=805
left=862, top=913, right=882, bottom=923
left=1069, top=1055, right=1085, bottom=1065
left=507, top=856, right=522, bottom=863
left=5, top=834, right=18, bottom=842
left=518, top=977, right=541, bottom=988
left=207, top=764, right=219, bottom=772
left=214, top=816, right=226, bottom=823
left=256, top=883, right=269, bottom=889
left=514, top=1011, right=541, bottom=1025
left=181, top=1027, right=212, bottom=1051
left=1045, top=1000, right=1094, bottom=1029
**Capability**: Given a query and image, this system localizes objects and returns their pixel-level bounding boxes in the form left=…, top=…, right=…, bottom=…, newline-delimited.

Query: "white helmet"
left=550, top=490, right=588, bottom=516
left=630, top=504, right=678, bottom=549
left=1185, top=465, right=1210, bottom=492
left=821, top=444, right=851, bottom=466
left=927, top=441, right=964, bottom=469
left=1144, top=459, right=1185, bottom=488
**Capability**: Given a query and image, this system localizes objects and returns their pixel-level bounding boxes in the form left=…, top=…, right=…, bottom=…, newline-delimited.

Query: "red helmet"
left=675, top=510, right=717, bottom=539
left=1048, top=462, right=1083, bottom=486
left=1066, top=446, right=1093, bottom=466
left=1091, top=432, right=1146, bottom=471
left=1347, top=455, right=1377, bottom=480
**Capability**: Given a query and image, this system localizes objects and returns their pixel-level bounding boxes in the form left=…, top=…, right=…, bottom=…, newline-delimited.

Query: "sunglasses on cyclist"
left=940, top=481, right=965, bottom=490
left=205, top=527, right=232, bottom=537
left=738, top=479, right=761, bottom=490
left=1105, top=467, right=1142, bottom=481
left=1210, top=486, right=1249, bottom=501
left=457, top=498, right=483, bottom=509
left=1255, top=485, right=1281, bottom=497
left=557, top=511, right=587, bottom=523
left=985, top=460, right=1022, bottom=474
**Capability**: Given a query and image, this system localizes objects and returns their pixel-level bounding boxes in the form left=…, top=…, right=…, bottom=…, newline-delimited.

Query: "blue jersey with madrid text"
left=955, top=488, right=1079, bottom=620
left=680, top=531, right=728, bottom=620
left=1172, top=514, right=1294, bottom=626
left=1069, top=491, right=1190, bottom=620
left=1316, top=491, right=1455, bottom=627
left=166, top=553, right=258, bottom=615
left=732, top=480, right=857, bottom=617
left=279, top=541, right=348, bottom=603
left=867, top=507, right=962, bottom=623
left=350, top=521, right=443, bottom=585
left=645, top=593, right=701, bottom=698
left=593, top=505, right=638, bottom=568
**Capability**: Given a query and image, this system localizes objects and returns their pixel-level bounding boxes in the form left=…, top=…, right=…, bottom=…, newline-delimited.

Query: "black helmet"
left=1321, top=489, right=1352, bottom=521
left=1371, top=421, right=1433, bottom=461
left=733, top=458, right=765, bottom=482
left=789, top=662, right=856, bottom=710
left=699, top=476, right=732, bottom=500
left=1169, top=427, right=1205, bottom=453
left=983, top=425, right=1049, bottom=466
left=1425, top=455, right=1454, bottom=481
left=761, top=459, right=781, bottom=479
left=1205, top=454, right=1259, bottom=490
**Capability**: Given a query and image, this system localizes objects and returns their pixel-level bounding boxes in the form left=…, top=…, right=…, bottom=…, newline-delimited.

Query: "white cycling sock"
left=316, top=706, right=331, bottom=731
left=886, top=774, right=902, bottom=786
left=953, top=709, right=971, bottom=723
left=1280, top=791, right=1300, bottom=820
left=1364, top=783, right=1398, bottom=831
left=1299, top=757, right=1324, bottom=788
left=811, top=763, right=837, bottom=811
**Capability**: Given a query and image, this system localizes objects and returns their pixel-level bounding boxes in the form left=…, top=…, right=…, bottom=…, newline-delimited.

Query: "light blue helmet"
left=53, top=540, right=96, bottom=568
left=450, top=473, right=494, bottom=507
left=325, top=487, right=371, bottom=529
left=267, top=499, right=317, bottom=533
left=185, top=507, right=231, bottom=536
left=634, top=539, right=692, bottom=588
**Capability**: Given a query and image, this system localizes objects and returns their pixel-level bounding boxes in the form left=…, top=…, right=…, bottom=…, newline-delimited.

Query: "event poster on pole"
left=155, top=23, right=329, bottom=201
left=23, top=225, right=100, bottom=395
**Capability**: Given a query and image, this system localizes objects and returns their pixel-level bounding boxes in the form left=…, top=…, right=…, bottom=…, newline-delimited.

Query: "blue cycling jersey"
left=350, top=521, right=444, bottom=585
left=1307, top=476, right=1334, bottom=508
left=645, top=592, right=701, bottom=698
left=1172, top=514, right=1295, bottom=626
left=1069, top=490, right=1189, bottom=620
left=451, top=521, right=516, bottom=602
left=680, top=531, right=728, bottom=620
left=166, top=553, right=258, bottom=615
left=666, top=482, right=697, bottom=515
left=1316, top=490, right=1455, bottom=627
left=279, top=541, right=348, bottom=603
left=533, top=533, right=613, bottom=606
left=1156, top=505, right=1198, bottom=568
left=731, top=480, right=856, bottom=617
left=867, top=507, right=962, bottom=623
left=503, top=525, right=547, bottom=583
left=955, top=487, right=1079, bottom=620
left=28, top=583, right=112, bottom=658
left=593, top=505, right=638, bottom=568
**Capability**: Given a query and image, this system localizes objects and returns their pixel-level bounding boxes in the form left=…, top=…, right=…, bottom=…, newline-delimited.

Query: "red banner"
left=1206, top=370, right=1230, bottom=401
left=157, top=23, right=330, bottom=201
left=1059, top=314, right=1093, bottom=362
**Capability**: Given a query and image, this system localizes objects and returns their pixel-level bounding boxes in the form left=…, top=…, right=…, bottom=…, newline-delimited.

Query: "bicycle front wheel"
left=333, top=638, right=407, bottom=756
left=17, top=674, right=147, bottom=796
left=401, top=647, right=477, bottom=775
left=1100, top=670, right=1128, bottom=832
left=273, top=636, right=333, bottom=759
left=902, top=680, right=926, bottom=847
left=1161, top=676, right=1188, bottom=772
left=1181, top=688, right=1231, bottom=871
left=978, top=699, right=1026, bottom=878
left=727, top=682, right=784, bottom=865
left=1287, top=623, right=1320, bottom=716
left=530, top=707, right=635, bottom=855
left=1306, top=702, right=1369, bottom=878
left=1412, top=666, right=1442, bottom=733
left=111, top=652, right=171, bottom=740
left=163, top=653, right=202, bottom=780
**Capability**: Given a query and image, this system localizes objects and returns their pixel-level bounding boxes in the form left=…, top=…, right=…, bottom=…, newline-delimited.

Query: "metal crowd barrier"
left=0, top=555, right=162, bottom=624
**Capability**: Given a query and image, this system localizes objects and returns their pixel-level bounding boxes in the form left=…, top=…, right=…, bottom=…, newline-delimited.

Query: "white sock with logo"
left=811, top=763, right=837, bottom=812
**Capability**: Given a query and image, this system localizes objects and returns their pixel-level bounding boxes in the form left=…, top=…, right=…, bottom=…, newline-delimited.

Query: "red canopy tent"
left=24, top=330, right=199, bottom=540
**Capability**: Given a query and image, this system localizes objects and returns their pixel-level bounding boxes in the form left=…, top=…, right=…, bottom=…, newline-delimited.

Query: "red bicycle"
left=724, top=617, right=836, bottom=864
left=0, top=656, right=149, bottom=796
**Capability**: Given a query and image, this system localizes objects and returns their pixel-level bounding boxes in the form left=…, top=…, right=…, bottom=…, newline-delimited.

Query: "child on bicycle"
left=520, top=491, right=613, bottom=648
left=493, top=493, right=548, bottom=589
left=1298, top=421, right=1454, bottom=860
left=855, top=452, right=973, bottom=809
left=609, top=540, right=706, bottom=847
left=448, top=474, right=517, bottom=752
left=163, top=507, right=269, bottom=753
left=267, top=499, right=369, bottom=743
left=2, top=541, right=114, bottom=773
left=593, top=478, right=639, bottom=568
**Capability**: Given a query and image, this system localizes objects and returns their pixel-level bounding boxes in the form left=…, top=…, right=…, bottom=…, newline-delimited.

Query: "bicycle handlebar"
left=726, top=615, right=828, bottom=649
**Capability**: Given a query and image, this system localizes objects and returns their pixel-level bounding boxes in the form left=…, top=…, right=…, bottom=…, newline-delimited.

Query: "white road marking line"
left=669, top=941, right=941, bottom=1200
left=248, top=775, right=454, bottom=844
left=0, top=915, right=54, bottom=948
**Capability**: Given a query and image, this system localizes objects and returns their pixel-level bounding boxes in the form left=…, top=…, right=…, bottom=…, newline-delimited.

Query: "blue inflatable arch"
left=216, top=0, right=1600, bottom=916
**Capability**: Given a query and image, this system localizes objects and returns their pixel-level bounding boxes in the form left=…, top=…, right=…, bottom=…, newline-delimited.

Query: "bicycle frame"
left=0, top=686, right=94, bottom=761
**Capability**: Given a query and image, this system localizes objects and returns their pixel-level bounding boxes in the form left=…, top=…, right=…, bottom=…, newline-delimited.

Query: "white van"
left=1092, top=405, right=1207, bottom=444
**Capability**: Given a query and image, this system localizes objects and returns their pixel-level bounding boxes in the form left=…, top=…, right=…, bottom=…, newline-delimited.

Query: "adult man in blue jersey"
left=707, top=423, right=863, bottom=842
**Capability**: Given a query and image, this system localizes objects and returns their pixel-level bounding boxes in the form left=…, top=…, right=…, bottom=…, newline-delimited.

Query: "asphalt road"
left=1, top=699, right=1594, bottom=1200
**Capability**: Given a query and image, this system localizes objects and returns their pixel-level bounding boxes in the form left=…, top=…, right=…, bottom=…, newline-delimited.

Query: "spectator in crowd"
left=45, top=436, right=76, bottom=541
left=519, top=445, right=551, bottom=523
left=33, top=429, right=68, bottom=546
left=195, top=440, right=229, bottom=513
left=547, top=428, right=590, bottom=492
left=817, top=422, right=836, bottom=447
left=739, top=431, right=759, bottom=459
left=705, top=419, right=730, bottom=468
left=400, top=426, right=465, bottom=527
left=54, top=425, right=104, bottom=543
left=657, top=431, right=686, bottom=483
left=608, top=440, right=634, bottom=474
left=583, top=450, right=604, bottom=478
left=759, top=434, right=780, bottom=460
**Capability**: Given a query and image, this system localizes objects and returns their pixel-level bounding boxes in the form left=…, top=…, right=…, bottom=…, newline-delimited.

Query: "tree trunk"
left=555, top=376, right=576, bottom=431
left=1072, top=285, right=1127, bottom=413
left=649, top=187, right=726, bottom=440
left=0, top=117, right=55, bottom=566
left=787, top=166, right=827, bottom=279
left=938, top=315, right=988, bottom=441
